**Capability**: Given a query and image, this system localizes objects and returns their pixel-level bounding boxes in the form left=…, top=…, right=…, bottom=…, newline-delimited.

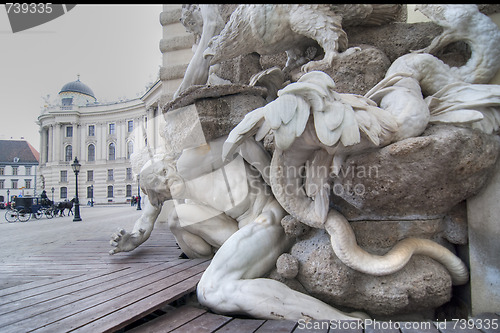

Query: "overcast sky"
left=0, top=4, right=163, bottom=150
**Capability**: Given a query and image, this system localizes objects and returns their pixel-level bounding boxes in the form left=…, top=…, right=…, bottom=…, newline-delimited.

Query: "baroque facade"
left=37, top=77, right=164, bottom=205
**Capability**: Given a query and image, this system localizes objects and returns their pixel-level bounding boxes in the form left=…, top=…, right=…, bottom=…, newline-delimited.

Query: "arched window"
left=88, top=144, right=95, bottom=162
left=127, top=141, right=133, bottom=159
left=65, top=145, right=72, bottom=162
left=107, top=185, right=113, bottom=198
left=108, top=143, right=116, bottom=160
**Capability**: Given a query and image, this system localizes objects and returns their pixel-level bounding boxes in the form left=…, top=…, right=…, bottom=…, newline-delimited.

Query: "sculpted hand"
left=109, top=228, right=146, bottom=255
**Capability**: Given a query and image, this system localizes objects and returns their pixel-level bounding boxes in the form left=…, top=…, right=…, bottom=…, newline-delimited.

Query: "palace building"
left=37, top=76, right=164, bottom=205
left=36, top=5, right=199, bottom=205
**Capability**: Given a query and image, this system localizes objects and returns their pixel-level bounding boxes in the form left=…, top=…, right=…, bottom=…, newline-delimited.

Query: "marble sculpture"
left=111, top=4, right=500, bottom=321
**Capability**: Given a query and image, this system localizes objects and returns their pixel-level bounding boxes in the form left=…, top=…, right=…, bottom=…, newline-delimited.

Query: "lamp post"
left=90, top=184, right=94, bottom=207
left=51, top=187, right=54, bottom=203
left=7, top=189, right=10, bottom=205
left=71, top=157, right=82, bottom=221
left=136, top=175, right=142, bottom=211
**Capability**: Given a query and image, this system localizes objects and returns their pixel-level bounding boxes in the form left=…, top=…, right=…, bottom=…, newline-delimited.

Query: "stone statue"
left=174, top=4, right=404, bottom=98
left=113, top=4, right=500, bottom=321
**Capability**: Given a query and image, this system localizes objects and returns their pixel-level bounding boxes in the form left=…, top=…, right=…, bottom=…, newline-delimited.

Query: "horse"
left=54, top=199, right=75, bottom=216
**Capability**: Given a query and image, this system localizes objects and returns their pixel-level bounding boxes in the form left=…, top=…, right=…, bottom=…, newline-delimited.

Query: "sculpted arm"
left=109, top=195, right=163, bottom=255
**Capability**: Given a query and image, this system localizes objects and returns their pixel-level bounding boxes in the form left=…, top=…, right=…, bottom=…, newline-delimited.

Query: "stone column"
left=40, top=127, right=47, bottom=164
left=71, top=122, right=79, bottom=161
left=467, top=159, right=500, bottom=315
left=54, top=123, right=61, bottom=162
left=99, top=122, right=106, bottom=161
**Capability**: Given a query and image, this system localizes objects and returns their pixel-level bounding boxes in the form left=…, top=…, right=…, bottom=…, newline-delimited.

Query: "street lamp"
left=51, top=187, right=54, bottom=203
left=136, top=174, right=142, bottom=211
left=7, top=189, right=10, bottom=205
left=90, top=184, right=94, bottom=207
left=71, top=157, right=82, bottom=221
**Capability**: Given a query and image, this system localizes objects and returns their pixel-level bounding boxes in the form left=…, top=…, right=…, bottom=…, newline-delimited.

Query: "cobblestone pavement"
left=0, top=203, right=144, bottom=262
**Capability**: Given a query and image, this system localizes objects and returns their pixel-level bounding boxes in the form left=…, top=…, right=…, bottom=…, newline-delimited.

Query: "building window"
left=60, top=170, right=67, bottom=182
left=11, top=180, right=18, bottom=189
left=127, top=141, right=133, bottom=159
left=87, top=170, right=93, bottom=182
left=108, top=143, right=116, bottom=160
left=65, top=145, right=72, bottom=162
left=108, top=169, right=114, bottom=181
left=0, top=167, right=4, bottom=175
left=126, top=167, right=132, bottom=180
left=88, top=144, right=95, bottom=162
left=25, top=166, right=31, bottom=175
left=107, top=185, right=113, bottom=198
left=109, top=123, right=115, bottom=135
left=12, top=166, right=18, bottom=175
left=25, top=179, right=31, bottom=189
left=0, top=180, right=4, bottom=189
left=87, top=186, right=93, bottom=199
left=88, top=125, right=95, bottom=136
left=60, top=187, right=67, bottom=199
left=128, top=120, right=134, bottom=132
left=66, top=126, right=73, bottom=137
left=126, top=184, right=132, bottom=197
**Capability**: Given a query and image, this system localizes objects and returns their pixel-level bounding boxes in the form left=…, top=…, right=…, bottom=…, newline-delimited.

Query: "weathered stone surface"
left=276, top=253, right=299, bottom=279
left=212, top=53, right=264, bottom=86
left=331, top=125, right=500, bottom=220
left=161, top=87, right=267, bottom=152
left=287, top=228, right=453, bottom=317
left=281, top=214, right=310, bottom=237
left=322, top=45, right=391, bottom=95
left=345, top=22, right=442, bottom=63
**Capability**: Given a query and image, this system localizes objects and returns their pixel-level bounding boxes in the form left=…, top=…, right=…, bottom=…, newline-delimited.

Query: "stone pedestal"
left=467, top=154, right=500, bottom=315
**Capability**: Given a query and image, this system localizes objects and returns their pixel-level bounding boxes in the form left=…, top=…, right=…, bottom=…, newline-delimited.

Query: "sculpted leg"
left=197, top=200, right=367, bottom=321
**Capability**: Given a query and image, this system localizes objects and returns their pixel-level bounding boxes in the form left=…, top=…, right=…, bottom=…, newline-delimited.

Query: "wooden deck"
left=129, top=306, right=500, bottom=333
left=0, top=220, right=498, bottom=333
left=0, top=221, right=209, bottom=332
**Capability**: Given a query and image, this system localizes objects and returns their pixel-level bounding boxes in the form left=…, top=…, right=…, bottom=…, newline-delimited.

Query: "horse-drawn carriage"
left=4, top=196, right=54, bottom=223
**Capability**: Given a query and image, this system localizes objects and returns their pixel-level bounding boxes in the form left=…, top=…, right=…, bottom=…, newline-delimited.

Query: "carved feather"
left=427, top=82, right=500, bottom=133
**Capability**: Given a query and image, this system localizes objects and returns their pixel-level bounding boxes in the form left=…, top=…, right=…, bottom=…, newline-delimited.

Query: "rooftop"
left=0, top=140, right=39, bottom=164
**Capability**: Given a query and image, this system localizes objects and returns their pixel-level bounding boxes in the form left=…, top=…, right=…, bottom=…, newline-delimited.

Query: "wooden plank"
left=399, top=321, right=439, bottom=333
left=364, top=325, right=400, bottom=333
left=255, top=319, right=297, bottom=333
left=0, top=260, right=207, bottom=332
left=214, top=317, right=266, bottom=332
left=0, top=266, right=132, bottom=303
left=168, top=311, right=233, bottom=333
left=0, top=264, right=162, bottom=313
left=73, top=270, right=209, bottom=332
left=471, top=313, right=500, bottom=333
left=31, top=263, right=209, bottom=333
left=293, top=320, right=331, bottom=332
left=432, top=320, right=482, bottom=333
left=327, top=320, right=363, bottom=333
left=127, top=305, right=208, bottom=333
